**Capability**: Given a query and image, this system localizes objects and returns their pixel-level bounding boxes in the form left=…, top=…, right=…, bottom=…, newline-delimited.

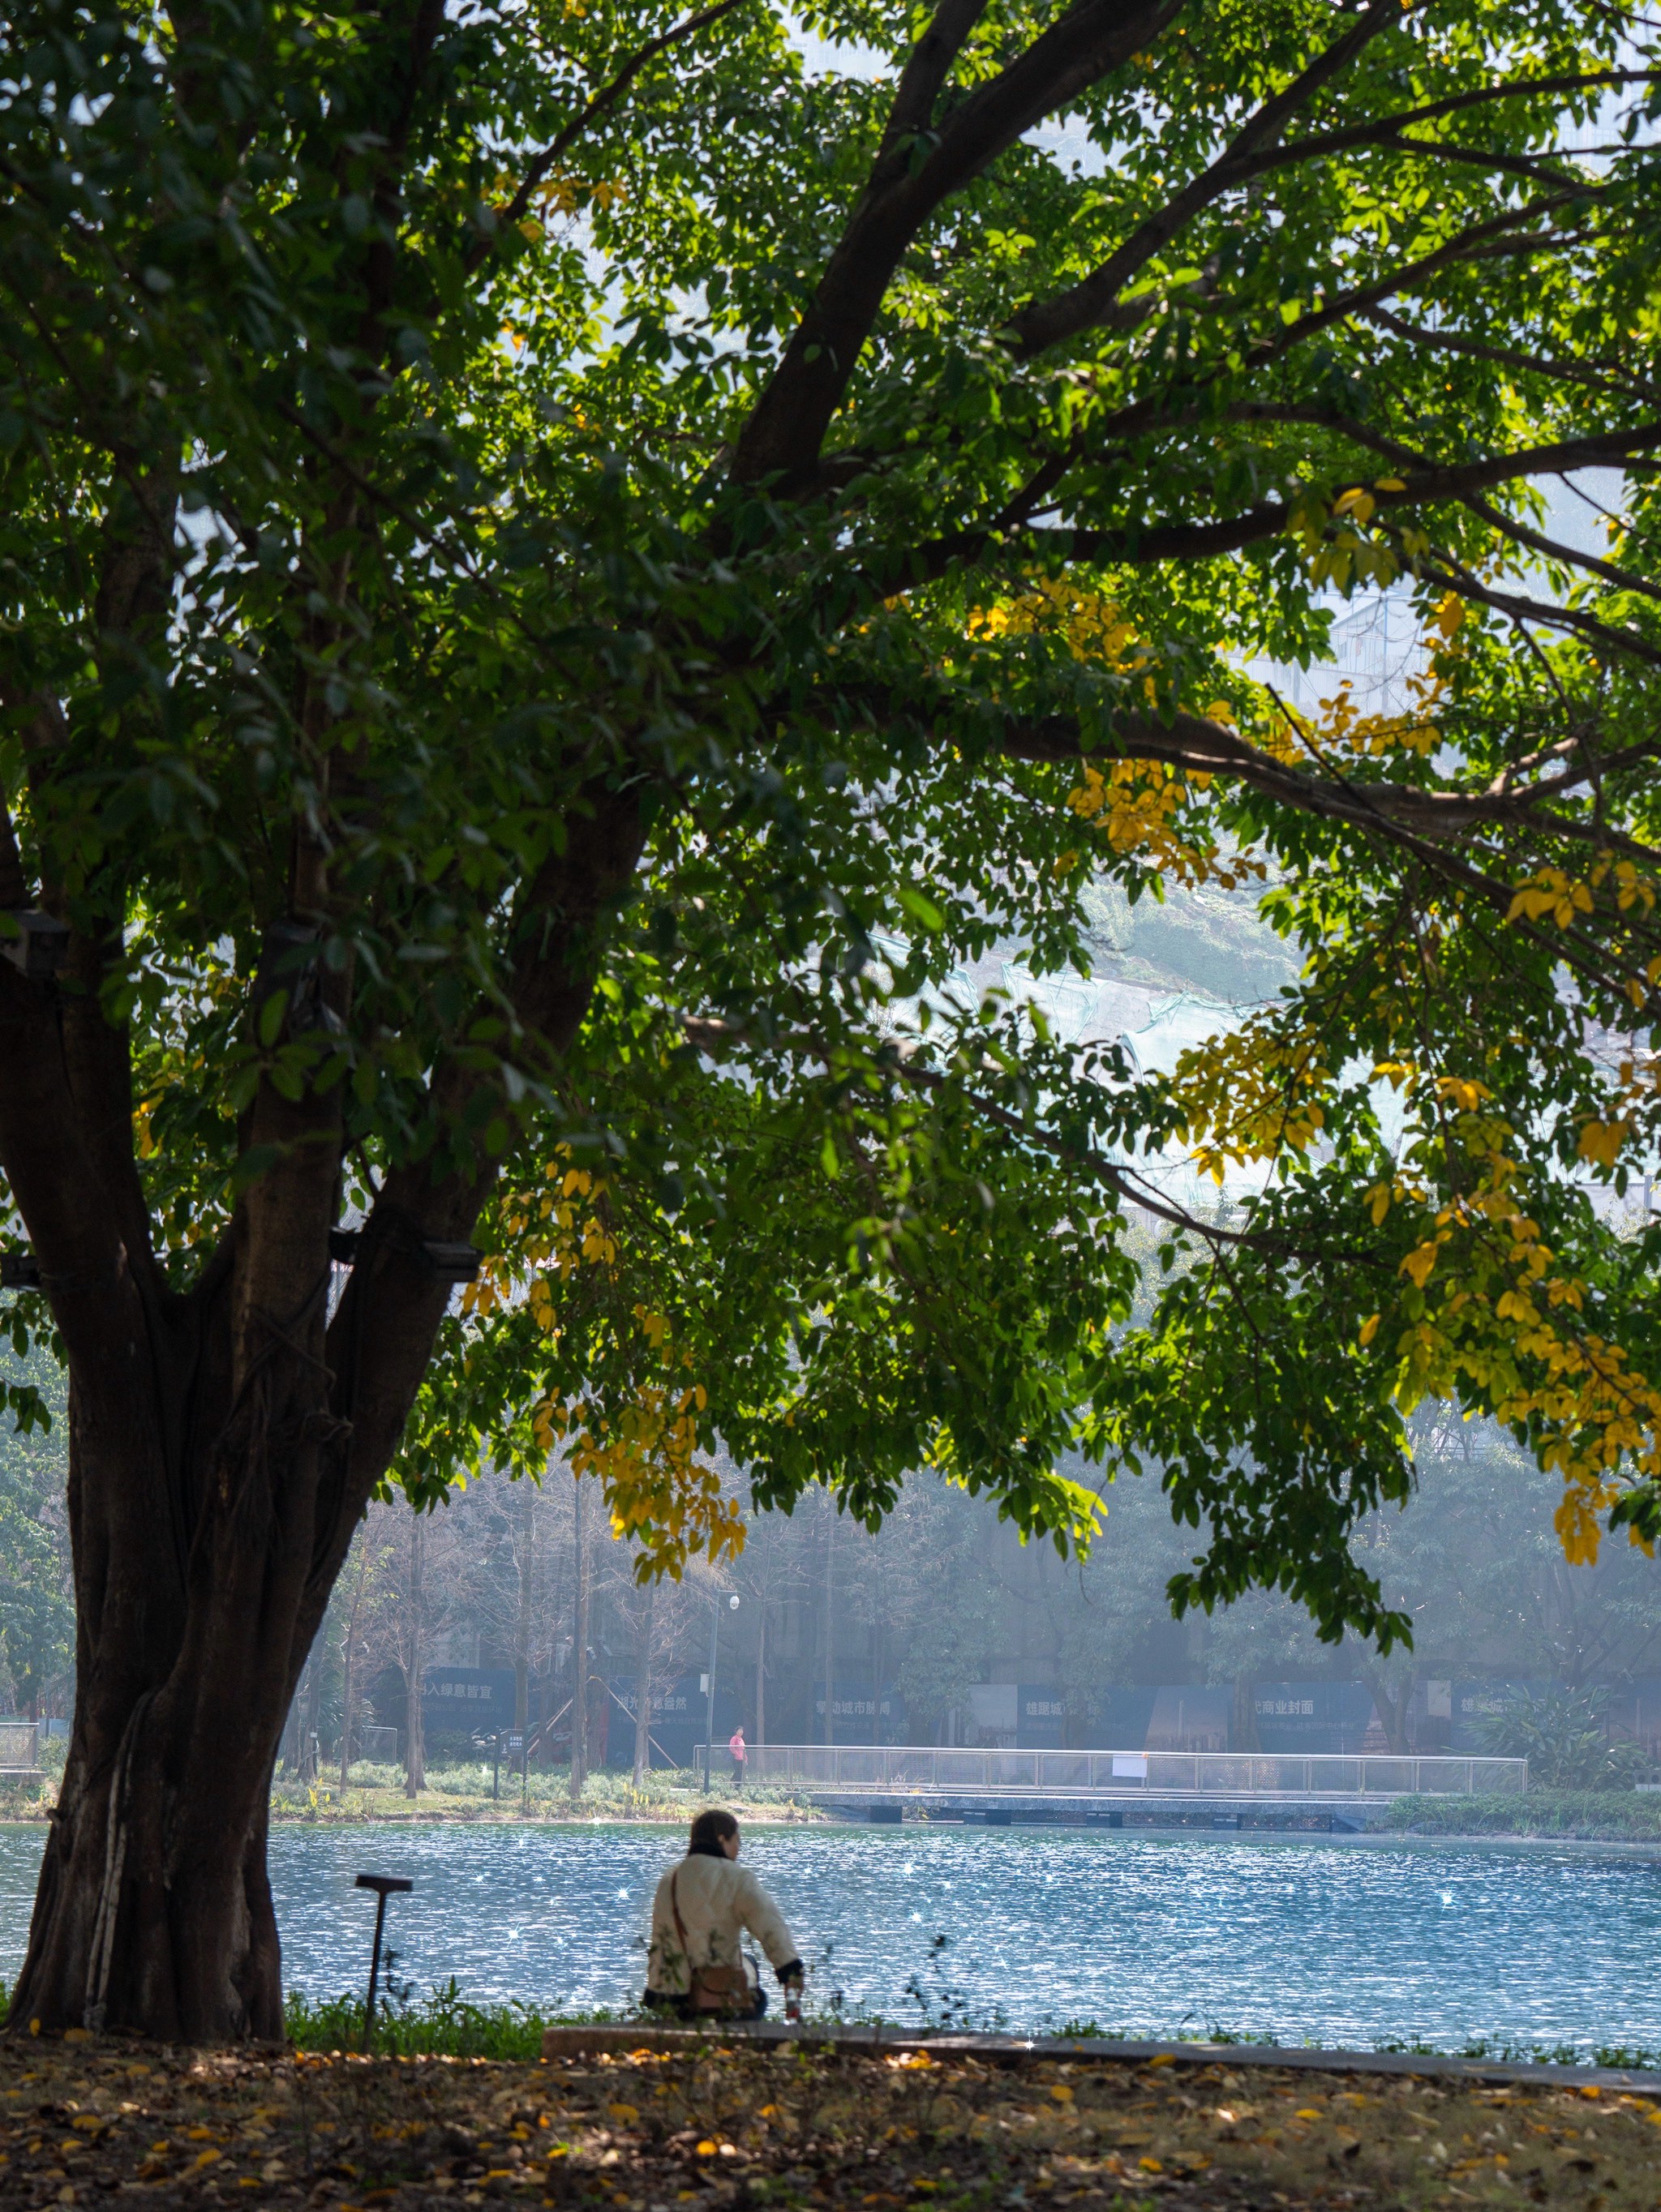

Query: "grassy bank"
left=0, top=1755, right=822, bottom=1825
left=1384, top=1790, right=1661, bottom=1842
left=274, top=1986, right=1661, bottom=2075
left=268, top=1761, right=823, bottom=1823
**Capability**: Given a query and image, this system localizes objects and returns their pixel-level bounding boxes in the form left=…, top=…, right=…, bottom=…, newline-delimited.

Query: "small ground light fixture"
left=354, top=1872, right=413, bottom=2053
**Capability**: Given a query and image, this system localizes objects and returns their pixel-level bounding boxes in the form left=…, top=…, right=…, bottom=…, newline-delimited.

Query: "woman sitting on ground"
left=644, top=1808, right=805, bottom=2021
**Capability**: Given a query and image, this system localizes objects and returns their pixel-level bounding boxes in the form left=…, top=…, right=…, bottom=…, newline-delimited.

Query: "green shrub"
left=1474, top=1690, right=1656, bottom=1790
left=1384, top=1790, right=1661, bottom=1840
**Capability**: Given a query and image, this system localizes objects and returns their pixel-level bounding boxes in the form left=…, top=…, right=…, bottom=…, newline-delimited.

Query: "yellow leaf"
left=1358, top=1314, right=1381, bottom=1346
left=1400, top=1243, right=1440, bottom=1288
left=1577, top=1119, right=1629, bottom=1169
left=607, top=2103, right=639, bottom=2126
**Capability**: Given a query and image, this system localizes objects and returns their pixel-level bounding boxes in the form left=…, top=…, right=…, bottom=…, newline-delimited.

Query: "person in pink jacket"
left=644, top=1809, right=804, bottom=2021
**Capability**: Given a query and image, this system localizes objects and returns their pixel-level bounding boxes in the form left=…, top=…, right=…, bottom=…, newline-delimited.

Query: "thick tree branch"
left=1268, top=66, right=1657, bottom=163
left=996, top=705, right=1596, bottom=834
left=0, top=963, right=144, bottom=1364
left=56, top=928, right=160, bottom=1297
left=869, top=420, right=1661, bottom=597
left=1358, top=302, right=1661, bottom=407
left=878, top=0, right=994, bottom=160
left=319, top=779, right=649, bottom=1558
left=995, top=713, right=1661, bottom=1012
left=1007, top=0, right=1406, bottom=356
left=1237, top=198, right=1586, bottom=368
left=1417, top=551, right=1661, bottom=672
left=1457, top=491, right=1661, bottom=607
left=730, top=0, right=1182, bottom=487
left=356, top=0, right=449, bottom=357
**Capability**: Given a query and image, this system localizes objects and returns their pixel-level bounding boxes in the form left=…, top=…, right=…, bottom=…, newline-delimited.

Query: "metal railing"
left=722, top=1744, right=1526, bottom=1797
left=0, top=1720, right=40, bottom=1772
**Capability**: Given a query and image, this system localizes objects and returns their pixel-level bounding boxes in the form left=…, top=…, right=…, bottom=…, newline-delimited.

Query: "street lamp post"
left=702, top=1592, right=740, bottom=1794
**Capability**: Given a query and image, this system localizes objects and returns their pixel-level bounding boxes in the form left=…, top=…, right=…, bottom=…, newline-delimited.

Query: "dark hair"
left=688, top=1807, right=739, bottom=1855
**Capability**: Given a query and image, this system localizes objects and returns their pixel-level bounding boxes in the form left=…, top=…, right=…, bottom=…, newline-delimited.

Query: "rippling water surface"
left=2, top=1823, right=1657, bottom=2051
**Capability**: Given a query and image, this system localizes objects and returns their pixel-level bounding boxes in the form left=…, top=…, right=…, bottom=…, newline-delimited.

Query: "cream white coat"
left=646, top=1850, right=800, bottom=1997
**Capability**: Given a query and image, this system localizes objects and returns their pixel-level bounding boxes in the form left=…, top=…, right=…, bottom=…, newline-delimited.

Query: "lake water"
left=1, top=1823, right=1657, bottom=2055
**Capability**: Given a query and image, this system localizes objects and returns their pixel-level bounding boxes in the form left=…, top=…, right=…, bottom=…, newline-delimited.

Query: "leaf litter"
left=1, top=2031, right=1658, bottom=2209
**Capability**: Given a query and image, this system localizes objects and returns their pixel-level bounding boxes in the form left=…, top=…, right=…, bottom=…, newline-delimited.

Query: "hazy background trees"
left=8, top=1335, right=1661, bottom=1765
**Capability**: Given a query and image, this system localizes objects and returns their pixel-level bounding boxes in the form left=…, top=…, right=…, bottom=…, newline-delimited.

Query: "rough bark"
left=0, top=771, right=646, bottom=2039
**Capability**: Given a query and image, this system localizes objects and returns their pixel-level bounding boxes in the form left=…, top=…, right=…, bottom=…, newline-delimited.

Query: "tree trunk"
left=822, top=1507, right=835, bottom=1747
left=280, top=1658, right=308, bottom=1775
left=569, top=1475, right=590, bottom=1798
left=0, top=735, right=644, bottom=2038
left=339, top=1643, right=355, bottom=1791
left=753, top=1601, right=766, bottom=1750
left=11, top=1327, right=330, bottom=2042
left=870, top=1563, right=883, bottom=1747
left=300, top=1655, right=324, bottom=1783
left=1363, top=1664, right=1417, bottom=1755
left=404, top=1516, right=426, bottom=1799
left=632, top=1579, right=655, bottom=1790
left=514, top=1482, right=536, bottom=1738
left=338, top=1537, right=369, bottom=1790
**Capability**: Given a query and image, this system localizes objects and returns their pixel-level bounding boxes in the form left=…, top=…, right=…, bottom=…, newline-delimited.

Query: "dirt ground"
left=2, top=2030, right=1658, bottom=2210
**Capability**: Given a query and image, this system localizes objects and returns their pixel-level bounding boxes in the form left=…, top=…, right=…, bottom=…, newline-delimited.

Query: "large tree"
left=4, top=0, right=1661, bottom=2039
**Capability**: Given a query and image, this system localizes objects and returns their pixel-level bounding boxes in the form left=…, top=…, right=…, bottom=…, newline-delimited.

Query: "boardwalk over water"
left=717, top=1745, right=1529, bottom=1832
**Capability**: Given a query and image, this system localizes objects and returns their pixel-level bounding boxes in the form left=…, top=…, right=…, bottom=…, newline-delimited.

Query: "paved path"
left=543, top=2019, right=1661, bottom=2093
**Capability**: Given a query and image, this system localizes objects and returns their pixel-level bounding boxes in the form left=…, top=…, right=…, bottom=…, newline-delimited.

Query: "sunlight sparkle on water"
left=0, top=1824, right=1655, bottom=2053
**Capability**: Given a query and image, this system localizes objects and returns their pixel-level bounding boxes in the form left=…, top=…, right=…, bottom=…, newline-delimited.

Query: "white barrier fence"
left=720, top=1744, right=1526, bottom=1797
left=0, top=1720, right=40, bottom=1772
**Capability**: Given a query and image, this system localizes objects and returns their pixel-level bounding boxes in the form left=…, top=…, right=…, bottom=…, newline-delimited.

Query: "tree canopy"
left=6, top=0, right=1661, bottom=1661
